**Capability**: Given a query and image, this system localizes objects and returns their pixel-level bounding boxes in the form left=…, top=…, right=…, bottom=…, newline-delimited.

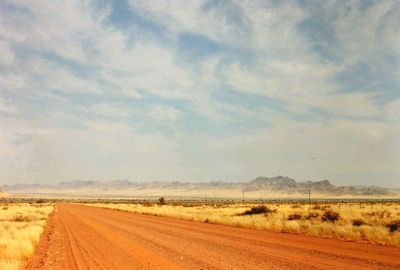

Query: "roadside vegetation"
left=0, top=203, right=53, bottom=270
left=87, top=201, right=400, bottom=246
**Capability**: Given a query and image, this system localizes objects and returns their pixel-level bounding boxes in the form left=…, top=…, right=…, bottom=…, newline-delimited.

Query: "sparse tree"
left=158, top=197, right=166, bottom=206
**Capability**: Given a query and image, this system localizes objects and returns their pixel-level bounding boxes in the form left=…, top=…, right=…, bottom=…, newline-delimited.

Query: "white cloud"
left=332, top=1, right=399, bottom=65
left=384, top=99, right=400, bottom=124
left=127, top=0, right=247, bottom=47
left=82, top=103, right=134, bottom=119
left=0, top=97, right=16, bottom=113
left=222, top=58, right=337, bottom=99
left=96, top=42, right=195, bottom=99
left=29, top=58, right=102, bottom=94
left=307, top=92, right=380, bottom=118
left=2, top=0, right=108, bottom=63
left=0, top=40, right=14, bottom=66
left=149, top=105, right=180, bottom=123
left=0, top=72, right=26, bottom=91
left=179, top=118, right=400, bottom=185
left=0, top=1, right=399, bottom=186
left=0, top=1, right=200, bottom=103
left=237, top=1, right=308, bottom=54
left=128, top=1, right=308, bottom=54
left=0, top=119, right=182, bottom=182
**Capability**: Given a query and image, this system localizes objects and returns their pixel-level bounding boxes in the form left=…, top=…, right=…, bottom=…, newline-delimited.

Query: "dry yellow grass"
left=0, top=203, right=54, bottom=270
left=87, top=202, right=400, bottom=246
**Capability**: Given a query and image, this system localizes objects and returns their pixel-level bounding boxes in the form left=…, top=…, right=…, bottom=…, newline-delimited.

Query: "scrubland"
left=88, top=201, right=400, bottom=246
left=0, top=203, right=54, bottom=270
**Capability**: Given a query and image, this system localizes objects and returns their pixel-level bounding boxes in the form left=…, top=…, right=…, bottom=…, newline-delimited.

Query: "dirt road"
left=25, top=204, right=400, bottom=270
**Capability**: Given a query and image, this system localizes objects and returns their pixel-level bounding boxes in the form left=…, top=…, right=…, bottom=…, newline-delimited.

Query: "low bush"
left=387, top=220, right=400, bottom=232
left=242, top=205, right=272, bottom=215
left=142, top=202, right=154, bottom=207
left=288, top=213, right=302, bottom=220
left=304, top=212, right=319, bottom=220
left=352, top=219, right=366, bottom=226
left=321, top=210, right=339, bottom=222
left=13, top=214, right=31, bottom=222
left=364, top=210, right=391, bottom=218
left=311, top=204, right=322, bottom=210
left=311, top=204, right=330, bottom=210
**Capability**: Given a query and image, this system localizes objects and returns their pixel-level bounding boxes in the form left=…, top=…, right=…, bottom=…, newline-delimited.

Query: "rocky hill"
left=243, top=176, right=391, bottom=196
left=1, top=176, right=395, bottom=197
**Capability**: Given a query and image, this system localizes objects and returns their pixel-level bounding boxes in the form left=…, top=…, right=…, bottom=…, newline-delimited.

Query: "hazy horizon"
left=2, top=176, right=399, bottom=189
left=0, top=1, right=399, bottom=187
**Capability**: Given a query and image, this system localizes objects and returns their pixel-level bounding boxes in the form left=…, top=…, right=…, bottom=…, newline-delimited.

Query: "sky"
left=0, top=0, right=399, bottom=187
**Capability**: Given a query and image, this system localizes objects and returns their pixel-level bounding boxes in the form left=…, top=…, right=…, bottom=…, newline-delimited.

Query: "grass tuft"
left=0, top=203, right=54, bottom=270
left=86, top=202, right=400, bottom=246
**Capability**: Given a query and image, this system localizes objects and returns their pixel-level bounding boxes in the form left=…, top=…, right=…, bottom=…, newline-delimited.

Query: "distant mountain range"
left=244, top=176, right=393, bottom=196
left=1, top=176, right=396, bottom=197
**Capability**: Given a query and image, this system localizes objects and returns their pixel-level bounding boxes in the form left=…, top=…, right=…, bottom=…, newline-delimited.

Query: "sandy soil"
left=25, top=204, right=400, bottom=270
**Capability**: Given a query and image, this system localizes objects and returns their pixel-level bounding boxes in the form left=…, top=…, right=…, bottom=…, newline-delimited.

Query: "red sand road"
left=25, top=204, right=400, bottom=270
